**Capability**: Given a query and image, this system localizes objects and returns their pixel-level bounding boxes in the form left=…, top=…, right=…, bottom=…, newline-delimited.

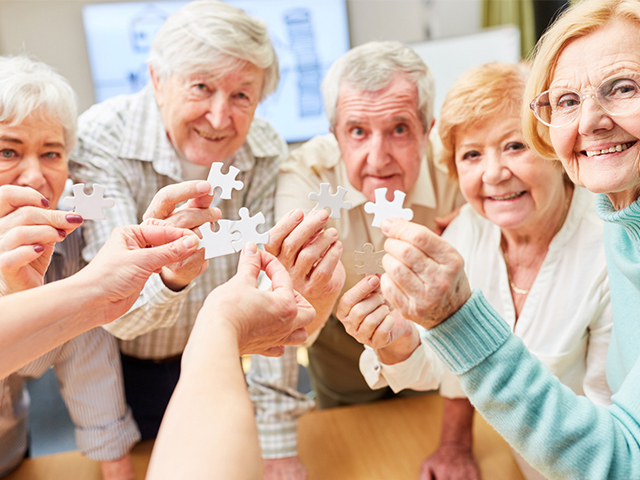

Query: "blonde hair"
left=438, top=63, right=529, bottom=178
left=523, top=0, right=640, bottom=159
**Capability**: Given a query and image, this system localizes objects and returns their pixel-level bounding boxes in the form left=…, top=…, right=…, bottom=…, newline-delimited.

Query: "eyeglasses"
left=529, top=73, right=640, bottom=127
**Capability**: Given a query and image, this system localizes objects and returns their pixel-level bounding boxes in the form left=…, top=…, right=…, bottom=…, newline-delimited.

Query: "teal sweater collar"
left=596, top=194, right=640, bottom=243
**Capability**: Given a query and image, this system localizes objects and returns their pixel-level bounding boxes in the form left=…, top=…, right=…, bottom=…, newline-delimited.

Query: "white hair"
left=0, top=55, right=77, bottom=152
left=321, top=41, right=435, bottom=131
left=148, top=0, right=279, bottom=100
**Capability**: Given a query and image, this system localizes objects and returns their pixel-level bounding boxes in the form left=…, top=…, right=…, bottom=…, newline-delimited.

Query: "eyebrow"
left=0, top=136, right=65, bottom=149
left=458, top=129, right=521, bottom=149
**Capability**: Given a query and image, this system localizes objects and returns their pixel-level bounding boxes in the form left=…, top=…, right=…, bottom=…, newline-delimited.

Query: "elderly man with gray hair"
left=248, top=41, right=479, bottom=479
left=69, top=0, right=292, bottom=449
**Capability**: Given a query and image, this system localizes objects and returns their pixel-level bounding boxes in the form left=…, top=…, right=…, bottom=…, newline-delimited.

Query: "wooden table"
left=6, top=393, right=523, bottom=479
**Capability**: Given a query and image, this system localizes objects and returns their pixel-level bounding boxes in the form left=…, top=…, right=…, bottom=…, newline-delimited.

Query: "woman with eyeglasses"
left=372, top=0, right=640, bottom=478
left=347, top=62, right=613, bottom=480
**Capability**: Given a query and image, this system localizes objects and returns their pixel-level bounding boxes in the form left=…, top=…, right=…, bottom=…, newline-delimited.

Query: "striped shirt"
left=0, top=228, right=140, bottom=476
left=69, top=84, right=287, bottom=359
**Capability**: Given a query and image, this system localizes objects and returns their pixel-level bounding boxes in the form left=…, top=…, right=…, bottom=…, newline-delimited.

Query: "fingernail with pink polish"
left=66, top=214, right=83, bottom=224
left=57, top=229, right=66, bottom=238
left=34, top=245, right=45, bottom=253
left=41, top=197, right=50, bottom=208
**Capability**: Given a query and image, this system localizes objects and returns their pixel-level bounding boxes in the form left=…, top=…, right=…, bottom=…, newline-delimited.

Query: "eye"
left=505, top=142, right=526, bottom=152
left=394, top=124, right=408, bottom=135
left=42, top=151, right=62, bottom=160
left=349, top=127, right=365, bottom=138
left=555, top=92, right=580, bottom=110
left=0, top=149, right=16, bottom=159
left=461, top=150, right=480, bottom=161
left=190, top=83, right=211, bottom=97
left=605, top=78, right=639, bottom=99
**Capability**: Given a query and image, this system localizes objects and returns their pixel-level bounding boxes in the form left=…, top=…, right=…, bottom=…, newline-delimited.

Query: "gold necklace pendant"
left=509, top=280, right=530, bottom=295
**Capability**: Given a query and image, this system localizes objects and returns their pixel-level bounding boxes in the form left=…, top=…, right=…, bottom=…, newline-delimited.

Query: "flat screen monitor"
left=82, top=0, right=350, bottom=143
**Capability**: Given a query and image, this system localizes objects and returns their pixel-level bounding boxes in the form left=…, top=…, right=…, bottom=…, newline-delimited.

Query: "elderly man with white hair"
left=248, top=41, right=478, bottom=479
left=68, top=1, right=331, bottom=454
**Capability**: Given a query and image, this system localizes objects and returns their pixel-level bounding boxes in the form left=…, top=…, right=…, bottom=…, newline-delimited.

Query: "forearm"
left=426, top=290, right=640, bottom=479
left=439, top=397, right=474, bottom=447
left=149, top=321, right=262, bottom=480
left=0, top=273, right=105, bottom=376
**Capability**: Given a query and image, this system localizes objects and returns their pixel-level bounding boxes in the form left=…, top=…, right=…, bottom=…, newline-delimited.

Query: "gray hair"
left=322, top=41, right=435, bottom=131
left=0, top=55, right=77, bottom=152
left=148, top=0, right=279, bottom=100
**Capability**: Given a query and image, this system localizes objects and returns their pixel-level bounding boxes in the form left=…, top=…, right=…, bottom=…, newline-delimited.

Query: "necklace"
left=502, top=185, right=572, bottom=296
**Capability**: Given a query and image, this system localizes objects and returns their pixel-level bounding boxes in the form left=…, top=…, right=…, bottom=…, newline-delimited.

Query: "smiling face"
left=549, top=20, right=640, bottom=209
left=151, top=60, right=264, bottom=166
left=0, top=112, right=68, bottom=206
left=455, top=114, right=566, bottom=232
left=333, top=75, right=430, bottom=202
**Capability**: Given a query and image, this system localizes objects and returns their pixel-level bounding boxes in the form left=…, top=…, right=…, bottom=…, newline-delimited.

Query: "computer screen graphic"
left=82, top=0, right=350, bottom=142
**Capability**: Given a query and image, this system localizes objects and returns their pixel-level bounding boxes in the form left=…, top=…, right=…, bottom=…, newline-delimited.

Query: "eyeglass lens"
left=531, top=73, right=640, bottom=127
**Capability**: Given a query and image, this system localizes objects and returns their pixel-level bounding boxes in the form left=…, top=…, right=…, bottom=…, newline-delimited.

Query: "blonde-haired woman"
left=351, top=62, right=613, bottom=480
left=377, top=0, right=640, bottom=478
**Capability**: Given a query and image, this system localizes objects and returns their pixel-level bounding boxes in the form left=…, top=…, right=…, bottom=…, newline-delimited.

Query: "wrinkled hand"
left=79, top=224, right=200, bottom=325
left=419, top=444, right=481, bottom=480
left=337, top=274, right=414, bottom=350
left=0, top=185, right=83, bottom=295
left=267, top=208, right=345, bottom=304
left=263, top=456, right=308, bottom=480
left=143, top=181, right=221, bottom=291
left=380, top=219, right=471, bottom=330
left=196, top=243, right=315, bottom=357
left=100, top=454, right=136, bottom=480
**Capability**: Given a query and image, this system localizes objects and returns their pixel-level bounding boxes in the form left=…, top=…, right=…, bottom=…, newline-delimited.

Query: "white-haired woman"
left=378, top=0, right=640, bottom=478
left=0, top=55, right=145, bottom=479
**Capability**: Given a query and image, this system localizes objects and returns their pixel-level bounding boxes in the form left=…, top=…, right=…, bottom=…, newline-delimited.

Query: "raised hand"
left=380, top=218, right=471, bottom=330
left=0, top=185, right=83, bottom=295
left=142, top=180, right=221, bottom=291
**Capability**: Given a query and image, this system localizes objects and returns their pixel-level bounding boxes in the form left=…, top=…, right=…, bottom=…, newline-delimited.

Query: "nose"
left=578, top=96, right=614, bottom=136
left=205, top=94, right=232, bottom=130
left=367, top=131, right=391, bottom=170
left=15, top=154, right=46, bottom=191
left=481, top=151, right=511, bottom=185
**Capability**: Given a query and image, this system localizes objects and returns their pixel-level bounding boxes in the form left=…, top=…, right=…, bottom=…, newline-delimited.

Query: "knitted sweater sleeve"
left=424, top=289, right=640, bottom=480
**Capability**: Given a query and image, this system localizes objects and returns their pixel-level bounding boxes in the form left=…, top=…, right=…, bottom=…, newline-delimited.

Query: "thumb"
left=137, top=234, right=199, bottom=273
left=234, top=242, right=262, bottom=287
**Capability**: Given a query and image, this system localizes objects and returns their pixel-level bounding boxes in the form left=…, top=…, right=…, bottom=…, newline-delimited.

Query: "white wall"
left=0, top=0, right=482, bottom=113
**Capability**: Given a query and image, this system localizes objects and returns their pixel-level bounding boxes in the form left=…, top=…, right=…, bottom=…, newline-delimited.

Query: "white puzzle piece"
left=308, top=183, right=352, bottom=219
left=230, top=207, right=270, bottom=252
left=197, top=208, right=270, bottom=259
left=353, top=243, right=385, bottom=275
left=206, top=162, right=244, bottom=199
left=363, top=188, right=414, bottom=228
left=62, top=183, right=115, bottom=220
left=198, top=220, right=240, bottom=259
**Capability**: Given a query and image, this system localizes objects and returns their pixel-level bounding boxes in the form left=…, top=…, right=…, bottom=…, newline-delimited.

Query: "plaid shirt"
left=69, top=84, right=287, bottom=359
left=0, top=228, right=140, bottom=476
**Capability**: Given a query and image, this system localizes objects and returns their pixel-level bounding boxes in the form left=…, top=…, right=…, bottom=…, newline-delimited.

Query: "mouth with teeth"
left=488, top=191, right=526, bottom=201
left=582, top=141, right=637, bottom=157
left=196, top=128, right=226, bottom=141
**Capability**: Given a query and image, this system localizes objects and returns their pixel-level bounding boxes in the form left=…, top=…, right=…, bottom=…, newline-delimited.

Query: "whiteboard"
left=410, top=26, right=521, bottom=117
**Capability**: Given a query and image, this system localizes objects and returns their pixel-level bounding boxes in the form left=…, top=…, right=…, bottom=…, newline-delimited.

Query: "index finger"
left=143, top=181, right=211, bottom=221
left=0, top=185, right=50, bottom=217
left=336, top=275, right=380, bottom=320
left=381, top=218, right=453, bottom=264
left=261, top=249, right=294, bottom=294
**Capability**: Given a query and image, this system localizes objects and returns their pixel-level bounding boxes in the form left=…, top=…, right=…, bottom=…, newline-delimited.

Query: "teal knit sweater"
left=424, top=194, right=640, bottom=479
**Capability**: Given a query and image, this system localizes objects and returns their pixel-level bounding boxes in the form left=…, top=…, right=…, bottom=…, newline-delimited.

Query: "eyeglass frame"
left=529, top=73, right=640, bottom=128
